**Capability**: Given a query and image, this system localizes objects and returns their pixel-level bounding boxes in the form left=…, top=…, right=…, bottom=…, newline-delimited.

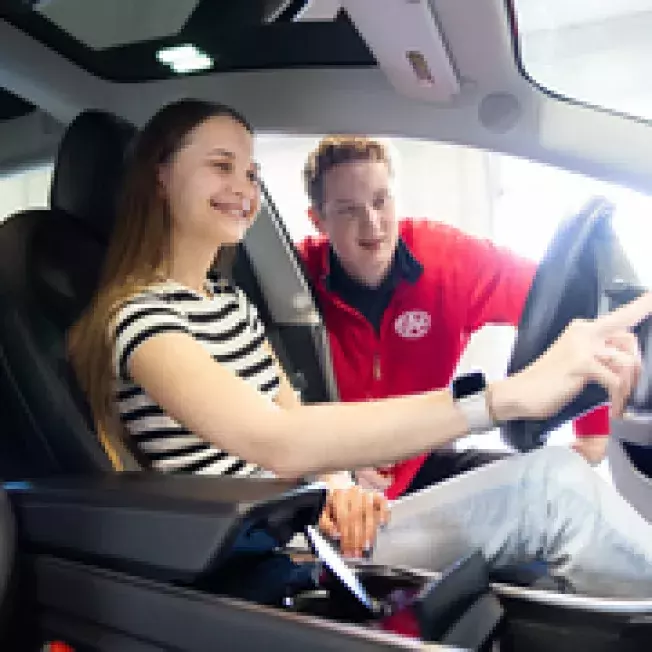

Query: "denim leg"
left=371, top=446, right=652, bottom=597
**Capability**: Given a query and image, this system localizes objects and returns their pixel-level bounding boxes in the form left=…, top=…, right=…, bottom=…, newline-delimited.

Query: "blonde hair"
left=68, top=99, right=252, bottom=463
left=303, top=135, right=394, bottom=207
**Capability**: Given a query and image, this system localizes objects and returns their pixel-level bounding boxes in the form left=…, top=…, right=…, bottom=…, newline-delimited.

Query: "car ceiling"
left=0, top=0, right=652, bottom=198
left=2, top=0, right=373, bottom=81
left=0, top=88, right=33, bottom=121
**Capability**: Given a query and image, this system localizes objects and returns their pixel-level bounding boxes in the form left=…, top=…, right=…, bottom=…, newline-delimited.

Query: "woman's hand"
left=319, top=485, right=390, bottom=558
left=490, top=293, right=652, bottom=423
left=353, top=467, right=393, bottom=493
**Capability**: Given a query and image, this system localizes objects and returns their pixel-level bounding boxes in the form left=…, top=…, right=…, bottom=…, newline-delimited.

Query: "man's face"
left=314, top=159, right=399, bottom=288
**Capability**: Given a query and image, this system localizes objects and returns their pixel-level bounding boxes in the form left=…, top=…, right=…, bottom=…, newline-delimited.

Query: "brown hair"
left=303, top=136, right=393, bottom=208
left=68, top=98, right=253, bottom=465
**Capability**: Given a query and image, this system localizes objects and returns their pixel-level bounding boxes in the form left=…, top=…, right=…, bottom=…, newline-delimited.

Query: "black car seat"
left=0, top=105, right=339, bottom=483
left=0, top=110, right=139, bottom=479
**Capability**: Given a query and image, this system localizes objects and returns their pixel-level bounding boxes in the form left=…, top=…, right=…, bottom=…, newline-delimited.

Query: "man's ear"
left=308, top=206, right=327, bottom=235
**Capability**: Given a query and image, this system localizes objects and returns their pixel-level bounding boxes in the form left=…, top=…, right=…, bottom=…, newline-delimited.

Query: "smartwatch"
left=451, top=371, right=496, bottom=434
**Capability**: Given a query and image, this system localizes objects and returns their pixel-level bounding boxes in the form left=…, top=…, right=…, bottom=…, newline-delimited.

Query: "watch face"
left=452, top=372, right=486, bottom=400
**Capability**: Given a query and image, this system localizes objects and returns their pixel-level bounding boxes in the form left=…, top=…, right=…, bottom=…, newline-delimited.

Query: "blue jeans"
left=372, top=446, right=652, bottom=597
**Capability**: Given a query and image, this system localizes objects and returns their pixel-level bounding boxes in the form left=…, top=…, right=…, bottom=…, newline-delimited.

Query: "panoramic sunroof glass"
left=513, top=0, right=652, bottom=123
left=37, top=0, right=200, bottom=50
left=2, top=0, right=374, bottom=82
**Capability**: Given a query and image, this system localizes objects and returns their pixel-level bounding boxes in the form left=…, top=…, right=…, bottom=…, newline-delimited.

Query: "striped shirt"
left=111, top=278, right=281, bottom=476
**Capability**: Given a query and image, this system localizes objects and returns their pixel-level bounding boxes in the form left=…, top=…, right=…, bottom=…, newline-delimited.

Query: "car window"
left=513, top=0, right=652, bottom=123
left=256, top=133, right=652, bottom=452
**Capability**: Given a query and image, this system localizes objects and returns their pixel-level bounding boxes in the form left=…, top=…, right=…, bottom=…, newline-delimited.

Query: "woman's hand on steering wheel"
left=319, top=485, right=390, bottom=559
left=491, top=293, right=652, bottom=423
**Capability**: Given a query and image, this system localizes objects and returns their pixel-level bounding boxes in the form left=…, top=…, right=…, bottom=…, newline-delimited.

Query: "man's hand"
left=572, top=436, right=609, bottom=465
left=353, top=467, right=393, bottom=493
left=319, top=486, right=390, bottom=558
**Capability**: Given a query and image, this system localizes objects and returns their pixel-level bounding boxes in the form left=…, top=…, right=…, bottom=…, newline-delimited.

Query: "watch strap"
left=452, top=372, right=496, bottom=434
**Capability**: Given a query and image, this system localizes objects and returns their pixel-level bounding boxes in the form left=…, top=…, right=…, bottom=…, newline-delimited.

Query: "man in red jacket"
left=298, top=136, right=610, bottom=500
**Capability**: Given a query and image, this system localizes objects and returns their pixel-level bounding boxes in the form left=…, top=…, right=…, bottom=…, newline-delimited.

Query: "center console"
left=4, top=474, right=652, bottom=651
left=3, top=474, right=496, bottom=651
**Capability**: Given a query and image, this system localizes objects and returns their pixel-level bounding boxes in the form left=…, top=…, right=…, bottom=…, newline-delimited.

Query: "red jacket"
left=299, top=220, right=609, bottom=499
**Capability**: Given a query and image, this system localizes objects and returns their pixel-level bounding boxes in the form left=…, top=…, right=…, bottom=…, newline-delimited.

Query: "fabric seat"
left=0, top=110, right=139, bottom=478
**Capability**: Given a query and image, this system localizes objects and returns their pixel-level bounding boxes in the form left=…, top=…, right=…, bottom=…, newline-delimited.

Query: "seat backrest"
left=0, top=110, right=137, bottom=479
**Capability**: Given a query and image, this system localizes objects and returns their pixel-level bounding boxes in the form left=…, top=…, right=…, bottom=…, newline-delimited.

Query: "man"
left=298, top=136, right=610, bottom=500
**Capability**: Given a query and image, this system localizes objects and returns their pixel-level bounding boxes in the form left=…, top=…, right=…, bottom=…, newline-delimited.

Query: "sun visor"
left=342, top=0, right=460, bottom=103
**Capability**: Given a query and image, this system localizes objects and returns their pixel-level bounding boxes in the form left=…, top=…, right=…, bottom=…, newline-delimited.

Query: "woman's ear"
left=308, top=206, right=327, bottom=235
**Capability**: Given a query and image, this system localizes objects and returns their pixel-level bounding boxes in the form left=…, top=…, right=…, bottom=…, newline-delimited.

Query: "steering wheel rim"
left=500, top=197, right=615, bottom=452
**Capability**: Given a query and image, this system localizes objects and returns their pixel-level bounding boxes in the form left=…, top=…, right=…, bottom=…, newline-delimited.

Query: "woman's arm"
left=123, top=292, right=652, bottom=479
left=267, top=344, right=354, bottom=484
left=267, top=342, right=387, bottom=556
left=128, top=331, right=486, bottom=478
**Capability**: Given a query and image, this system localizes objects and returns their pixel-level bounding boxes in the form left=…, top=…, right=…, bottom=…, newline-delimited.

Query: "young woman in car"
left=69, top=98, right=652, bottom=598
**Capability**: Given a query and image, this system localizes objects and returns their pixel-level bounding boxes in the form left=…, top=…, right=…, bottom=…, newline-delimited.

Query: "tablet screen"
left=305, top=525, right=376, bottom=613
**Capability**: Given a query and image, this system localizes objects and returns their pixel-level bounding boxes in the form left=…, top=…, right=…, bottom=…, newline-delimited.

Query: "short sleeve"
left=111, top=294, right=191, bottom=381
left=235, top=287, right=267, bottom=337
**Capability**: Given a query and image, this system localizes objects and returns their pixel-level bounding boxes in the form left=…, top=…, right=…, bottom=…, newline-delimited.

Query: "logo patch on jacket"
left=394, top=310, right=431, bottom=339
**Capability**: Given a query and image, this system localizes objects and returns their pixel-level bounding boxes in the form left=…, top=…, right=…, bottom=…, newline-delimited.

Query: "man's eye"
left=373, top=195, right=387, bottom=210
left=210, top=160, right=233, bottom=172
left=247, top=169, right=259, bottom=184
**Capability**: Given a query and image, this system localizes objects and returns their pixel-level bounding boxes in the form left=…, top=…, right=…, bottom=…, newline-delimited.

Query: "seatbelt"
left=242, top=185, right=340, bottom=402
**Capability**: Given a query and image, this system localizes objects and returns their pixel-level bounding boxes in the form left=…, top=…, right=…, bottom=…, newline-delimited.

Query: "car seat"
left=0, top=106, right=340, bottom=482
left=0, top=109, right=140, bottom=478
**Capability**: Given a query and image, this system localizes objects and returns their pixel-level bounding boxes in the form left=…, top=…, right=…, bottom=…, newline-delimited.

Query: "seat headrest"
left=50, top=110, right=136, bottom=241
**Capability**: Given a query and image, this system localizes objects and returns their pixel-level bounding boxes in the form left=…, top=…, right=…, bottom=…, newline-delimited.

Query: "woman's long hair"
left=68, top=99, right=253, bottom=461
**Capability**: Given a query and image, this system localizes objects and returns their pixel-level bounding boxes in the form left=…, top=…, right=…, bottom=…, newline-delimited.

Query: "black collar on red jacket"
left=322, top=237, right=423, bottom=291
left=321, top=238, right=424, bottom=332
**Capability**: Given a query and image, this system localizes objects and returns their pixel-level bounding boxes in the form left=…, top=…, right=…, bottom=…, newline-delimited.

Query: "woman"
left=69, top=98, right=652, bottom=598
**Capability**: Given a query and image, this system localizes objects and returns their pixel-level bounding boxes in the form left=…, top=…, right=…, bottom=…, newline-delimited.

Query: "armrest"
left=5, top=473, right=326, bottom=584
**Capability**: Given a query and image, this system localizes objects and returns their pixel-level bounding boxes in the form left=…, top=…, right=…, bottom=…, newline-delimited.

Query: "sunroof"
left=1, top=0, right=375, bottom=82
left=39, top=0, right=200, bottom=51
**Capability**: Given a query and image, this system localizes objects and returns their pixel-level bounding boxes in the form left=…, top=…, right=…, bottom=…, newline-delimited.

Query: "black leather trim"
left=49, top=110, right=135, bottom=241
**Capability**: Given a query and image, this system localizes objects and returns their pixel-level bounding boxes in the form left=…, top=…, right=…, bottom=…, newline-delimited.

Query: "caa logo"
left=394, top=310, right=431, bottom=340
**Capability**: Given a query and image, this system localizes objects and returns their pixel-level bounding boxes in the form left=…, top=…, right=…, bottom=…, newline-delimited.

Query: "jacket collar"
left=321, top=237, right=423, bottom=291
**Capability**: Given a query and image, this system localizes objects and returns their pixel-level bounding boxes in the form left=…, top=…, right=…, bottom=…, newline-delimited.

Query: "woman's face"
left=160, top=115, right=259, bottom=247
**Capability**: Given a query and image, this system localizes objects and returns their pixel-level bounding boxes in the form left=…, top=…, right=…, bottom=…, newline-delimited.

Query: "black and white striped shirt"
left=111, top=279, right=281, bottom=476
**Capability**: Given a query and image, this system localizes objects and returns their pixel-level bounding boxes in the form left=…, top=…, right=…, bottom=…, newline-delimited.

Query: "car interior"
left=2, top=0, right=652, bottom=650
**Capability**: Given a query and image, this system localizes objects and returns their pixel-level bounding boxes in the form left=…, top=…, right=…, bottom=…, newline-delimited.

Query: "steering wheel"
left=501, top=197, right=618, bottom=452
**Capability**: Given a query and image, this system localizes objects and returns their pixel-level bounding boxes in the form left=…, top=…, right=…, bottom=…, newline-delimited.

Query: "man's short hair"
left=303, top=136, right=393, bottom=208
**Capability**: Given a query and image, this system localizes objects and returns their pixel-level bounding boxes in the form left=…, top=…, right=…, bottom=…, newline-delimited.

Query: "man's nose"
left=360, top=206, right=383, bottom=230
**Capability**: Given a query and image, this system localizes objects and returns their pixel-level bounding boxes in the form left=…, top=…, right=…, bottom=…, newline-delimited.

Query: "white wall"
left=0, top=163, right=53, bottom=221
